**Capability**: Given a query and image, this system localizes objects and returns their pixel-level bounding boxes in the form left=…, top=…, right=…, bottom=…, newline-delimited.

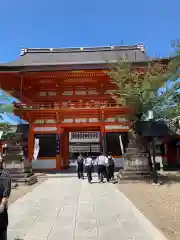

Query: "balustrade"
left=13, top=100, right=123, bottom=110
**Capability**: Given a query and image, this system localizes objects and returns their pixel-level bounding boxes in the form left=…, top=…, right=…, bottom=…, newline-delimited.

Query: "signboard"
left=105, top=125, right=129, bottom=130
left=56, top=134, right=60, bottom=154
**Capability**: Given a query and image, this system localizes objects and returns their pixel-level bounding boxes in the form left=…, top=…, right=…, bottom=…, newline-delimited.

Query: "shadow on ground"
left=33, top=167, right=180, bottom=186
left=117, top=172, right=180, bottom=186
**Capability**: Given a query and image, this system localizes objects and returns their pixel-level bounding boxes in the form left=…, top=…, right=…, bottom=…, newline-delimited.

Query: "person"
left=76, top=154, right=84, bottom=179
left=96, top=153, right=109, bottom=183
left=0, top=167, right=12, bottom=240
left=84, top=155, right=93, bottom=183
left=106, top=153, right=115, bottom=183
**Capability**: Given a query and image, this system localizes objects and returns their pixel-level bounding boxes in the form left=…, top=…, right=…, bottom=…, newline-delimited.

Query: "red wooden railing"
left=13, top=100, right=127, bottom=110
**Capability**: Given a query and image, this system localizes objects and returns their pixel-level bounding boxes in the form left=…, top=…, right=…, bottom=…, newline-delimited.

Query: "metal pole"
left=148, top=111, right=158, bottom=184
left=152, top=136, right=158, bottom=184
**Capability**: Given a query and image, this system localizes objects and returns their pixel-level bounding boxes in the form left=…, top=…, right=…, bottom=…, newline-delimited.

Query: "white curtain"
left=33, top=138, right=39, bottom=161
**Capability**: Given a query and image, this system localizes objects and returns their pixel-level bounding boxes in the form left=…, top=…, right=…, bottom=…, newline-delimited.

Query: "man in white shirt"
left=84, top=155, right=93, bottom=183
left=96, top=153, right=108, bottom=183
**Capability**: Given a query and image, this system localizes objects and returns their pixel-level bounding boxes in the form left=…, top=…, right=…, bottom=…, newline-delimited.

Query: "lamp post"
left=148, top=111, right=158, bottom=184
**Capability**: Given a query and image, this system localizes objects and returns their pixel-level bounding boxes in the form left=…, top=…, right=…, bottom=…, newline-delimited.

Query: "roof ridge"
left=20, top=43, right=146, bottom=55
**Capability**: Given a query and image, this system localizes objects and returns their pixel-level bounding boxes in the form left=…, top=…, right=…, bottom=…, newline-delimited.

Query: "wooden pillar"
left=100, top=125, right=107, bottom=154
left=56, top=125, right=63, bottom=169
left=61, top=131, right=69, bottom=169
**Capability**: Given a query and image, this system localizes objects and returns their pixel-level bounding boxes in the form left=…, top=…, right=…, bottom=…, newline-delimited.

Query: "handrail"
left=13, top=100, right=126, bottom=110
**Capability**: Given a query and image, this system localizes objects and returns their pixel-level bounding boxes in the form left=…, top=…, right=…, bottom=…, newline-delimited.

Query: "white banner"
left=119, top=134, right=124, bottom=155
left=33, top=138, right=40, bottom=161
left=0, top=131, right=3, bottom=140
left=119, top=134, right=124, bottom=167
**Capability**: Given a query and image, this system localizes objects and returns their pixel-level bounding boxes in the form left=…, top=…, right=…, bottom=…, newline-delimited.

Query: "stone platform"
left=7, top=173, right=167, bottom=240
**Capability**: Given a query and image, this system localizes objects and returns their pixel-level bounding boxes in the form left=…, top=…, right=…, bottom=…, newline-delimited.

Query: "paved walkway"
left=8, top=174, right=167, bottom=240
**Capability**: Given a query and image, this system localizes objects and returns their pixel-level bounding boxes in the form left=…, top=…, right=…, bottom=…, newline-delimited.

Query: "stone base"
left=3, top=161, right=37, bottom=186
left=123, top=152, right=149, bottom=172
left=117, top=151, right=151, bottom=183
left=117, top=170, right=151, bottom=183
left=7, top=170, right=37, bottom=185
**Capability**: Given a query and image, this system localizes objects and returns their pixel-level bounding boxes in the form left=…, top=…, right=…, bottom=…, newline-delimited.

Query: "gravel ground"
left=117, top=176, right=180, bottom=240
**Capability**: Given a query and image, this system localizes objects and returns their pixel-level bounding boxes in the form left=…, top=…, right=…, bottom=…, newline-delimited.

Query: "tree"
left=153, top=40, right=180, bottom=123
left=108, top=60, right=169, bottom=123
left=0, top=90, right=14, bottom=114
left=108, top=58, right=179, bottom=184
left=168, top=39, right=180, bottom=81
left=0, top=104, right=14, bottom=114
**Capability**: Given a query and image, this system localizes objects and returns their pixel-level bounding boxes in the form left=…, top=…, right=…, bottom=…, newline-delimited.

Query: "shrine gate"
left=0, top=44, right=169, bottom=170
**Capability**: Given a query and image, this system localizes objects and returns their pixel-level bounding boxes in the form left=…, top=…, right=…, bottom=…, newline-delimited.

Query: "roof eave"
left=0, top=57, right=173, bottom=73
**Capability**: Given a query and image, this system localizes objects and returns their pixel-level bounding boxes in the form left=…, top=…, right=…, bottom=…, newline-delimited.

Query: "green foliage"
left=168, top=39, right=180, bottom=81
left=0, top=123, right=11, bottom=140
left=0, top=90, right=14, bottom=113
left=108, top=60, right=168, bottom=121
left=108, top=40, right=180, bottom=122
left=0, top=104, right=14, bottom=113
left=155, top=40, right=180, bottom=120
left=1, top=131, right=17, bottom=140
left=0, top=123, right=10, bottom=130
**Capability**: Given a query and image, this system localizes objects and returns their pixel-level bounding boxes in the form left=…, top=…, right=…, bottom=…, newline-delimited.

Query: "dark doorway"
left=34, top=134, right=56, bottom=158
left=68, top=131, right=101, bottom=165
left=106, top=132, right=128, bottom=155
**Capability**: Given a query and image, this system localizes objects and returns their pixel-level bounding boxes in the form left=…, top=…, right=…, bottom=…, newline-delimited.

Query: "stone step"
left=3, top=168, right=25, bottom=173
left=119, top=170, right=150, bottom=175
left=11, top=175, right=38, bottom=185
left=117, top=170, right=151, bottom=182
left=121, top=169, right=149, bottom=172
left=2, top=168, right=38, bottom=185
left=3, top=164, right=24, bottom=169
left=3, top=157, right=22, bottom=162
left=117, top=171, right=152, bottom=183
left=10, top=172, right=34, bottom=178
left=117, top=176, right=152, bottom=183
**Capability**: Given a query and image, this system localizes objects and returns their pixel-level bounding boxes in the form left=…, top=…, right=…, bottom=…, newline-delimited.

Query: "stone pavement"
left=8, top=174, right=167, bottom=240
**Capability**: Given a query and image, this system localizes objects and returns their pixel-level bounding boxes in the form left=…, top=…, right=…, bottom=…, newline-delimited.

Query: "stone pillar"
left=123, top=132, right=150, bottom=173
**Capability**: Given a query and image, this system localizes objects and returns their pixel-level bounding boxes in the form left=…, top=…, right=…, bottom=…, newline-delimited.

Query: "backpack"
left=78, top=156, right=84, bottom=164
left=107, top=156, right=114, bottom=167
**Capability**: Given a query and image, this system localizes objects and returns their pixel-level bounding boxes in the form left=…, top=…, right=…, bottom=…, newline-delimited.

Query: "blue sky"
left=0, top=0, right=179, bottom=63
left=0, top=0, right=179, bottom=123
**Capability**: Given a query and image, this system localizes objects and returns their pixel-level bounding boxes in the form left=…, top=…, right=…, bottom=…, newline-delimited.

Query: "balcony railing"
left=13, top=100, right=126, bottom=110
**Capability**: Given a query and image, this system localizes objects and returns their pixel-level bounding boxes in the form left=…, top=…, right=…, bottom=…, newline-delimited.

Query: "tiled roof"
left=0, top=44, right=149, bottom=67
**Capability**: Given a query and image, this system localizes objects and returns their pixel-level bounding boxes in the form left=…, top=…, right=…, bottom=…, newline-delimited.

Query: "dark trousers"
left=107, top=165, right=114, bottom=181
left=0, top=227, right=7, bottom=240
left=85, top=166, right=92, bottom=183
left=97, top=165, right=107, bottom=182
left=0, top=209, right=8, bottom=240
left=77, top=164, right=84, bottom=179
